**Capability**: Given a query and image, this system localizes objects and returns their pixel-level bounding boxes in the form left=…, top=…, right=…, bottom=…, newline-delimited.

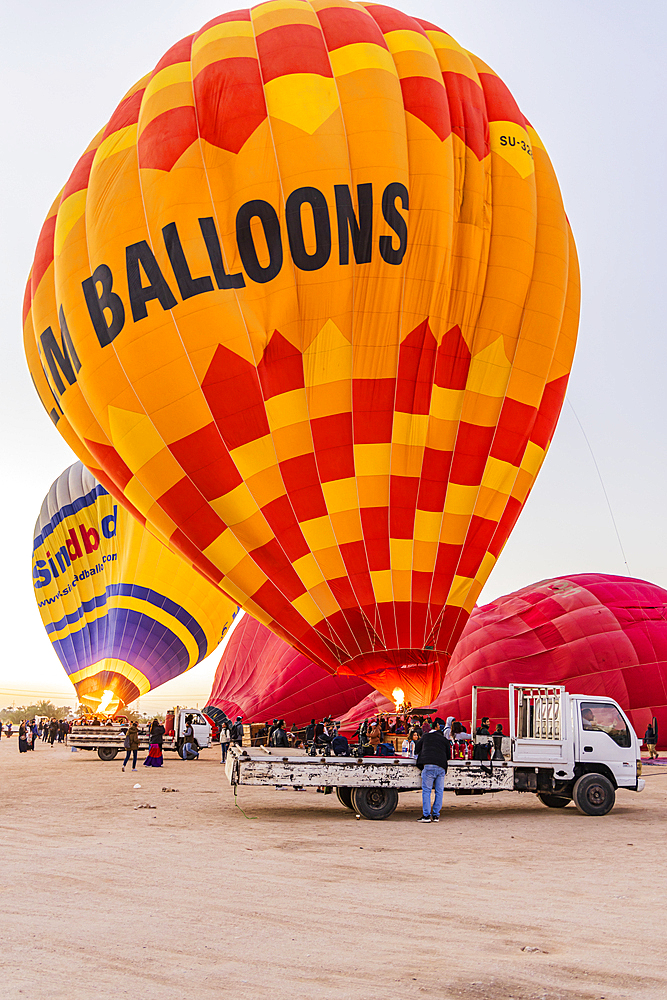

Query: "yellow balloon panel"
left=33, top=463, right=238, bottom=712
left=25, top=3, right=579, bottom=706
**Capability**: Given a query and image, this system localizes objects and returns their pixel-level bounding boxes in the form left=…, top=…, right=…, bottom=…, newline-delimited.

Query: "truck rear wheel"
left=351, top=787, right=399, bottom=820
left=97, top=747, right=119, bottom=761
left=336, top=787, right=354, bottom=810
left=573, top=773, right=615, bottom=816
left=537, top=793, right=570, bottom=808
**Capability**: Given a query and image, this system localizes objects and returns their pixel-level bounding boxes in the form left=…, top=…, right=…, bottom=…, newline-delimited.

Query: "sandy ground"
left=1, top=737, right=665, bottom=1000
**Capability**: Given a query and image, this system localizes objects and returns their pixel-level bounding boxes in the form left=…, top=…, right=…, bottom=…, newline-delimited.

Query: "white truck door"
left=189, top=712, right=211, bottom=748
left=575, top=699, right=637, bottom=786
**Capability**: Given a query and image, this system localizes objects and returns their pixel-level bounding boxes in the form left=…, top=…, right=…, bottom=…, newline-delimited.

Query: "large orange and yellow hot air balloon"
left=24, top=2, right=579, bottom=705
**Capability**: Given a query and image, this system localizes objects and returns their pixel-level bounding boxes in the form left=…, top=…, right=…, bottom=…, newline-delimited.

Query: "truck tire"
left=573, top=773, right=616, bottom=816
left=336, top=787, right=354, bottom=810
left=97, top=747, right=119, bottom=761
left=351, top=787, right=399, bottom=820
left=537, top=793, right=570, bottom=808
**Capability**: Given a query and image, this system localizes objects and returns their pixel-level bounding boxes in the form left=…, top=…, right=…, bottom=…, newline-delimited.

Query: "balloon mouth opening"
left=74, top=672, right=141, bottom=715
left=338, top=648, right=449, bottom=706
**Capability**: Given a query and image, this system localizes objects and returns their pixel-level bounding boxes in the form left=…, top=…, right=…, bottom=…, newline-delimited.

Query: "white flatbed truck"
left=224, top=685, right=645, bottom=819
left=68, top=708, right=211, bottom=760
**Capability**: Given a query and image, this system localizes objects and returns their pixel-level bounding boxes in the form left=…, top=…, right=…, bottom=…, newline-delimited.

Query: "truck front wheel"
left=336, top=787, right=354, bottom=810
left=351, top=787, right=399, bottom=820
left=537, top=793, right=570, bottom=809
left=97, top=747, right=119, bottom=761
left=573, top=773, right=615, bottom=816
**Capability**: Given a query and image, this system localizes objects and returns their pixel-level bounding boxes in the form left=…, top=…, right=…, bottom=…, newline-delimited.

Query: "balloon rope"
left=569, top=400, right=664, bottom=697
left=567, top=400, right=631, bottom=574
left=234, top=785, right=258, bottom=820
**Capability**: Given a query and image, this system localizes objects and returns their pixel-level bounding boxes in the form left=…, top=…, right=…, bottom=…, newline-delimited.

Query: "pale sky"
left=2, top=1, right=665, bottom=713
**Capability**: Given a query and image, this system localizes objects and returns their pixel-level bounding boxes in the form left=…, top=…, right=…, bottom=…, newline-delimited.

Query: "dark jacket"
left=414, top=729, right=451, bottom=771
left=271, top=727, right=289, bottom=747
left=231, top=721, right=244, bottom=744
left=332, top=734, right=349, bottom=756
left=645, top=725, right=656, bottom=744
left=127, top=724, right=140, bottom=750
left=151, top=724, right=165, bottom=747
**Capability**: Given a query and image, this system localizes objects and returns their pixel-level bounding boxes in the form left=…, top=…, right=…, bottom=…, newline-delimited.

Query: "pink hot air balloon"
left=338, top=574, right=667, bottom=748
left=205, top=614, right=373, bottom=728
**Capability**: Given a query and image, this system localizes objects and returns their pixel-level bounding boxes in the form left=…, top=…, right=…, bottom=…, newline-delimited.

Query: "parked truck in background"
left=68, top=708, right=211, bottom=760
left=224, top=685, right=645, bottom=819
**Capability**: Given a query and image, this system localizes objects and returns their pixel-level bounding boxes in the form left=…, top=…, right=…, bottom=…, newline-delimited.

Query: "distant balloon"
left=33, top=462, right=238, bottom=714
left=205, top=613, right=372, bottom=728
left=24, top=4, right=579, bottom=705
left=339, top=574, right=667, bottom=748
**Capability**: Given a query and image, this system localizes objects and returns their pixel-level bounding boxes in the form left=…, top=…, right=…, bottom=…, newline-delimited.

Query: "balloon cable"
left=569, top=402, right=667, bottom=711
left=234, top=785, right=258, bottom=820
left=567, top=400, right=631, bottom=574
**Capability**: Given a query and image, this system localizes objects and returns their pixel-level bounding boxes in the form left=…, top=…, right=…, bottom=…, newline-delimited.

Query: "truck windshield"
left=580, top=702, right=631, bottom=748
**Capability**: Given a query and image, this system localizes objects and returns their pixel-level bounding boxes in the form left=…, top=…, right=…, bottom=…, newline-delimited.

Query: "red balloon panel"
left=207, top=614, right=373, bottom=727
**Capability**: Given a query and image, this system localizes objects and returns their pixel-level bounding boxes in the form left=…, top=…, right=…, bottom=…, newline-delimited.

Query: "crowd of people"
left=216, top=710, right=504, bottom=761
left=0, top=717, right=72, bottom=751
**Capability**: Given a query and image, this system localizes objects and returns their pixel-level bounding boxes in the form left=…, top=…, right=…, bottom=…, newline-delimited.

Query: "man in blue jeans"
left=414, top=717, right=450, bottom=822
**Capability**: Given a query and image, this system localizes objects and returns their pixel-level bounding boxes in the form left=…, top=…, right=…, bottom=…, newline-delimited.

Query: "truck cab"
left=571, top=694, right=641, bottom=789
left=504, top=684, right=643, bottom=813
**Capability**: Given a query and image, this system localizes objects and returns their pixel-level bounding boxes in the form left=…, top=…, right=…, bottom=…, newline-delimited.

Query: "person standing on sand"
left=219, top=720, right=231, bottom=763
left=48, top=719, right=58, bottom=745
left=18, top=722, right=29, bottom=753
left=143, top=719, right=164, bottom=768
left=5, top=722, right=12, bottom=739
left=644, top=723, right=659, bottom=760
left=414, top=718, right=450, bottom=823
left=122, top=721, right=140, bottom=771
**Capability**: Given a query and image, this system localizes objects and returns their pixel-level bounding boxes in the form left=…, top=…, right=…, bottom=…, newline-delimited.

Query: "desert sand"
left=1, top=735, right=665, bottom=1000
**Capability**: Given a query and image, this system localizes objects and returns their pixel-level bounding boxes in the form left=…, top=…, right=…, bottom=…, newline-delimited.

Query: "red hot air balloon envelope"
left=205, top=613, right=373, bottom=727
left=339, top=574, right=667, bottom=748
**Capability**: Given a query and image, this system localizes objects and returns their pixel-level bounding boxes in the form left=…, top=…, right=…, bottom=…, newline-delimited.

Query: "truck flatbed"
left=226, top=746, right=514, bottom=794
